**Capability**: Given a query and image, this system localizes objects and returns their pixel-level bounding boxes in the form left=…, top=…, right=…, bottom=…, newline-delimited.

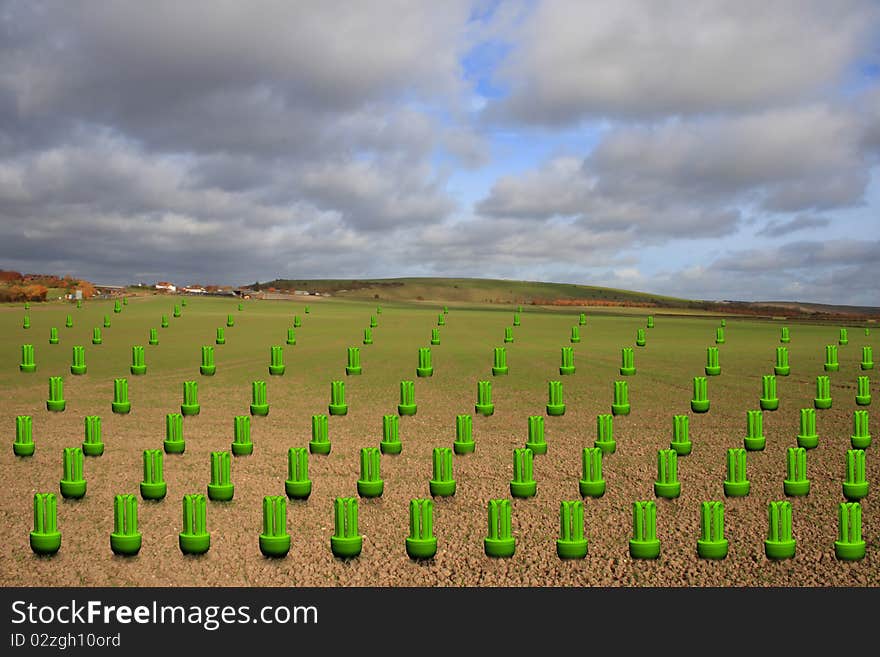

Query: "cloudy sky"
left=1, top=0, right=878, bottom=304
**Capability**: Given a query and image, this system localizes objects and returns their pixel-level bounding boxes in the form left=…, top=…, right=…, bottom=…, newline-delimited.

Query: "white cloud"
left=486, top=0, right=877, bottom=123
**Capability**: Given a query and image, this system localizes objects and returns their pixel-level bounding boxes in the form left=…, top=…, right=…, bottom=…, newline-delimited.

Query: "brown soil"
left=1, top=310, right=878, bottom=587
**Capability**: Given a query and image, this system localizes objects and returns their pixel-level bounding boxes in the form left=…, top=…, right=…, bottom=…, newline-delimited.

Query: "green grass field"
left=1, top=295, right=877, bottom=586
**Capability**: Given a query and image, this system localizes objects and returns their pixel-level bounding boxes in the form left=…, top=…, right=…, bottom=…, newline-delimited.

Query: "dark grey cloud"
left=755, top=215, right=832, bottom=238
left=713, top=239, right=880, bottom=273
left=484, top=0, right=878, bottom=124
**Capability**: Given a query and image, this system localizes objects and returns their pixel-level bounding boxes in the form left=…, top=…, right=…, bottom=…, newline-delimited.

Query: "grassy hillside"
left=264, top=277, right=697, bottom=307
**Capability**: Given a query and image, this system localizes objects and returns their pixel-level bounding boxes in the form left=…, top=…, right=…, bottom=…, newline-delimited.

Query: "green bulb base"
left=760, top=397, right=779, bottom=411
left=620, top=367, right=636, bottom=376
left=570, top=337, right=581, bottom=344
left=814, top=397, right=832, bottom=410
left=285, top=480, right=312, bottom=499
left=504, top=336, right=514, bottom=343
left=851, top=435, right=871, bottom=449
left=179, top=533, right=210, bottom=555
left=796, top=434, right=818, bottom=449
left=200, top=365, right=215, bottom=376
left=231, top=442, right=254, bottom=456
left=557, top=539, right=588, bottom=559
left=379, top=441, right=401, bottom=455
left=30, top=531, right=62, bottom=556
left=130, top=365, right=147, bottom=376
left=346, top=366, right=362, bottom=376
left=286, top=337, right=295, bottom=346
left=744, top=436, right=765, bottom=451
left=594, top=440, right=616, bottom=454
left=491, top=366, right=508, bottom=376
left=217, top=338, right=226, bottom=345
left=525, top=441, right=547, bottom=455
left=629, top=539, right=660, bottom=559
left=398, top=403, right=417, bottom=416
left=484, top=537, right=515, bottom=558
left=856, top=394, right=871, bottom=406
left=510, top=480, right=537, bottom=498
left=697, top=539, right=728, bottom=560
left=691, top=400, right=709, bottom=413
left=92, top=338, right=102, bottom=345
left=406, top=537, right=437, bottom=560
left=70, top=365, right=87, bottom=375
left=60, top=480, right=86, bottom=499
left=164, top=439, right=185, bottom=454
left=269, top=365, right=285, bottom=376
left=671, top=441, right=692, bottom=456
left=111, top=401, right=131, bottom=414
left=546, top=403, right=565, bottom=416
left=764, top=540, right=795, bottom=560
left=82, top=442, right=104, bottom=457
left=46, top=399, right=66, bottom=412
left=636, top=338, right=646, bottom=347
left=723, top=480, right=750, bottom=497
left=140, top=481, right=167, bottom=500
left=579, top=479, right=606, bottom=497
left=250, top=403, right=269, bottom=416
left=207, top=483, right=234, bottom=501
left=861, top=362, right=874, bottom=371
left=331, top=535, right=363, bottom=559
left=429, top=480, right=456, bottom=497
left=834, top=540, right=865, bottom=561
left=843, top=481, right=868, bottom=501
left=430, top=338, right=440, bottom=346
left=559, top=365, right=575, bottom=375
left=309, top=440, right=331, bottom=455
left=328, top=403, right=348, bottom=416
left=416, top=367, right=433, bottom=377
left=13, top=442, right=35, bottom=457
left=357, top=480, right=384, bottom=498
left=19, top=364, right=36, bottom=373
left=474, top=403, right=494, bottom=416
left=824, top=363, right=839, bottom=372
left=783, top=480, right=810, bottom=497
left=611, top=403, right=630, bottom=416
left=149, top=338, right=159, bottom=346
left=774, top=366, right=790, bottom=376
left=705, top=366, right=721, bottom=376
left=49, top=338, right=59, bottom=345
left=654, top=481, right=681, bottom=499
left=260, top=534, right=291, bottom=558
left=453, top=440, right=475, bottom=455
left=110, top=533, right=142, bottom=556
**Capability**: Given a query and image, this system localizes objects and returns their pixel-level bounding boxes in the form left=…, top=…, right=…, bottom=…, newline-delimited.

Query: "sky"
left=1, top=0, right=879, bottom=305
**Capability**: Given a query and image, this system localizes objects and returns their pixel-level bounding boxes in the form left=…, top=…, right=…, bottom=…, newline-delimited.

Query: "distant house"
left=93, top=284, right=126, bottom=297
left=155, top=282, right=177, bottom=293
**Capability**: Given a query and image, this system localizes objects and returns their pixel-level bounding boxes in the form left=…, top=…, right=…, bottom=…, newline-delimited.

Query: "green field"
left=1, top=295, right=877, bottom=586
